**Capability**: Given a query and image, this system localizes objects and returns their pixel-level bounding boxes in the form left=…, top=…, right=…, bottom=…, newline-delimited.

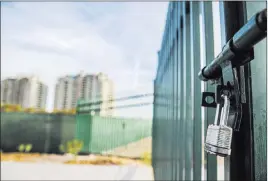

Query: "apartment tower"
left=1, top=76, right=48, bottom=109
left=54, top=72, right=114, bottom=116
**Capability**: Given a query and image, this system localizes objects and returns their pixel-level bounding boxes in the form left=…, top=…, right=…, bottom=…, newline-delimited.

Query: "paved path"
left=1, top=161, right=154, bottom=180
left=103, top=137, right=152, bottom=158
left=1, top=161, right=224, bottom=180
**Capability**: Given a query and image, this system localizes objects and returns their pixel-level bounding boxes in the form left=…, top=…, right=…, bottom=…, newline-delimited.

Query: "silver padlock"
left=205, top=94, right=233, bottom=157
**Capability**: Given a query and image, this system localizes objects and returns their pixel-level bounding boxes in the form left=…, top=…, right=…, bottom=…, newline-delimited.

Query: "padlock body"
left=205, top=124, right=233, bottom=157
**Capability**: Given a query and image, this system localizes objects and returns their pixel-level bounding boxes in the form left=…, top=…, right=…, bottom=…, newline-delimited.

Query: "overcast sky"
left=1, top=2, right=168, bottom=117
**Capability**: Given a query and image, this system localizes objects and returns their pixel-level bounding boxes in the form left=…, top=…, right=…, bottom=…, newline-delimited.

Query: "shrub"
left=59, top=139, right=83, bottom=159
left=2, top=104, right=23, bottom=112
left=25, top=144, right=32, bottom=152
left=17, top=144, right=25, bottom=152
left=17, top=144, right=32, bottom=153
left=141, top=152, right=151, bottom=165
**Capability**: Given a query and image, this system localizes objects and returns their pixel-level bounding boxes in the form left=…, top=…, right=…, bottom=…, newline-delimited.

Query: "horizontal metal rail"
left=77, top=102, right=153, bottom=114
left=77, top=93, right=154, bottom=107
left=198, top=8, right=267, bottom=81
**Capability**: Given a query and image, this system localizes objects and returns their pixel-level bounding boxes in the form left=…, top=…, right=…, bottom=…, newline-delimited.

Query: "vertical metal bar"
left=158, top=74, right=162, bottom=180
left=170, top=3, right=174, bottom=180
left=155, top=82, right=161, bottom=180
left=182, top=1, right=193, bottom=180
left=161, top=7, right=167, bottom=180
left=177, top=2, right=184, bottom=180
left=200, top=2, right=217, bottom=180
left=174, top=3, right=179, bottom=180
left=190, top=2, right=202, bottom=180
left=245, top=3, right=267, bottom=181
left=162, top=58, right=166, bottom=181
left=164, top=63, right=168, bottom=180
left=219, top=2, right=255, bottom=181
left=154, top=85, right=158, bottom=178
left=168, top=5, right=173, bottom=180
left=172, top=2, right=178, bottom=180
left=152, top=79, right=156, bottom=176
left=180, top=2, right=186, bottom=180
left=174, top=2, right=179, bottom=180
left=163, top=4, right=171, bottom=179
left=167, top=50, right=171, bottom=181
left=219, top=3, right=231, bottom=180
left=189, top=2, right=195, bottom=180
left=182, top=3, right=187, bottom=178
left=175, top=3, right=179, bottom=180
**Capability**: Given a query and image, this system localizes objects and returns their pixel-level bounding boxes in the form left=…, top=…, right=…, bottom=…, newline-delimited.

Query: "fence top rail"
left=76, top=114, right=152, bottom=122
left=77, top=93, right=154, bottom=108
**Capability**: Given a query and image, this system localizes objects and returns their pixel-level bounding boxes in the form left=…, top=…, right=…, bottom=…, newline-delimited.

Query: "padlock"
left=205, top=94, right=233, bottom=157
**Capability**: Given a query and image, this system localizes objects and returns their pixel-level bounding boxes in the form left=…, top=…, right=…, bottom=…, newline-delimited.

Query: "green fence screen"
left=1, top=111, right=152, bottom=157
left=76, top=114, right=152, bottom=155
left=1, top=112, right=76, bottom=153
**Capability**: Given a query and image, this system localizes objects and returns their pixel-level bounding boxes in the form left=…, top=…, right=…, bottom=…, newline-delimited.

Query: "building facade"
left=54, top=75, right=76, bottom=110
left=96, top=73, right=114, bottom=117
left=1, top=78, right=17, bottom=105
left=1, top=76, right=48, bottom=109
left=54, top=72, right=114, bottom=116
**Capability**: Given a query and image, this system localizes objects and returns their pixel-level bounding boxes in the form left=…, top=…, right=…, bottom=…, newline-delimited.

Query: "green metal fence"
left=75, top=109, right=152, bottom=155
left=153, top=2, right=204, bottom=180
left=1, top=110, right=152, bottom=158
left=1, top=112, right=76, bottom=153
left=153, top=1, right=267, bottom=181
left=245, top=2, right=267, bottom=181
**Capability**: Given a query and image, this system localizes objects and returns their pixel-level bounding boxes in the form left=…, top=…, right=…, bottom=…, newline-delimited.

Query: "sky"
left=1, top=2, right=168, bottom=117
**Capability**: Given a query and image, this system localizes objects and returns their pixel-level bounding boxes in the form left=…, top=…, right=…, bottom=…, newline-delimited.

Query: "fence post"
left=190, top=2, right=202, bottom=180
left=219, top=2, right=254, bottom=181
left=200, top=2, right=217, bottom=180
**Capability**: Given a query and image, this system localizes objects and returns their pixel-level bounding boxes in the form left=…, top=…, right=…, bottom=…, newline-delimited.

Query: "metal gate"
left=152, top=1, right=267, bottom=181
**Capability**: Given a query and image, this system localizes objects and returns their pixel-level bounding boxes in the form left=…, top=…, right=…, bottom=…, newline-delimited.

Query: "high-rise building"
left=96, top=73, right=114, bottom=117
left=54, top=72, right=114, bottom=116
left=1, top=76, right=48, bottom=109
left=54, top=75, right=77, bottom=110
left=1, top=78, right=17, bottom=105
left=37, top=82, right=48, bottom=109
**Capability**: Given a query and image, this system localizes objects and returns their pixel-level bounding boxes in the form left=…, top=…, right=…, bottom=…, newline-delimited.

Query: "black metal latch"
left=199, top=8, right=266, bottom=156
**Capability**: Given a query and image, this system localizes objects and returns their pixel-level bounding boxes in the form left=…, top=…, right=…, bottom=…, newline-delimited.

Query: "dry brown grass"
left=0, top=153, right=146, bottom=166
left=1, top=152, right=41, bottom=162
left=64, top=155, right=145, bottom=165
left=64, top=158, right=123, bottom=165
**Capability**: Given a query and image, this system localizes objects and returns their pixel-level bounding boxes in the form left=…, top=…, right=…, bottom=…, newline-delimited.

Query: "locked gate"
left=152, top=1, right=267, bottom=181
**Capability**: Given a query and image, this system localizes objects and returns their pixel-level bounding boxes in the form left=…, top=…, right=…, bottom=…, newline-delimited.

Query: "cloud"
left=1, top=2, right=168, bottom=116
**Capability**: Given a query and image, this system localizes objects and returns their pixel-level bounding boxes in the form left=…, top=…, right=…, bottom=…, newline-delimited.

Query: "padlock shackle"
left=214, top=104, right=221, bottom=125
left=219, top=95, right=230, bottom=126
